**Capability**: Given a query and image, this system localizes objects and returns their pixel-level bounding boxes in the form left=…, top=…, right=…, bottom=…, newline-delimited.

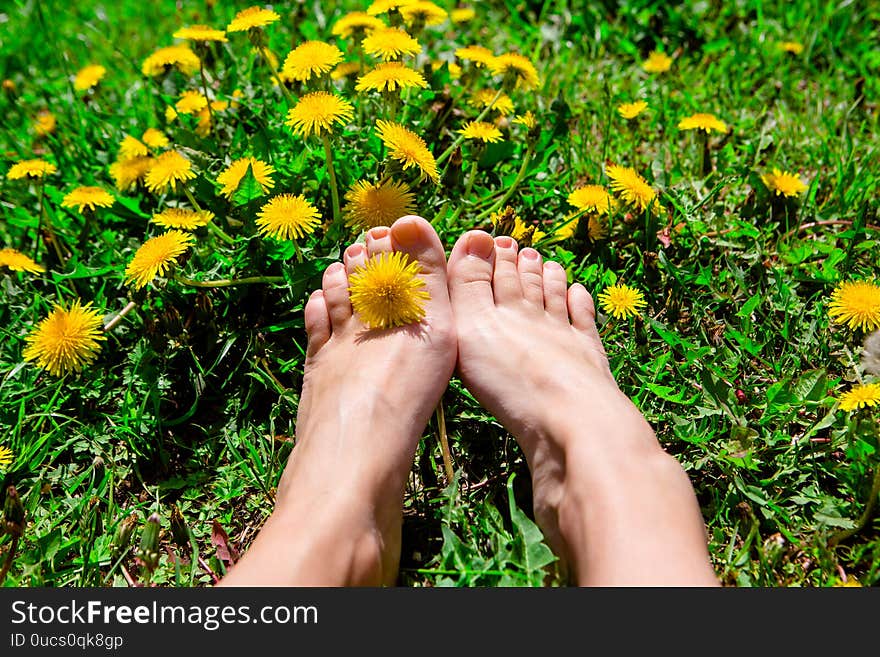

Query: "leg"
left=447, top=231, right=718, bottom=586
left=220, top=216, right=456, bottom=586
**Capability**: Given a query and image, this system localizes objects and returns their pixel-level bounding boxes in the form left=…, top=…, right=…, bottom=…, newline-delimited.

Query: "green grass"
left=1, top=0, right=878, bottom=587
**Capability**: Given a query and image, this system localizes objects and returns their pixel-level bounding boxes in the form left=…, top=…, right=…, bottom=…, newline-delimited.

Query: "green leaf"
left=506, top=474, right=556, bottom=577
left=231, top=163, right=265, bottom=207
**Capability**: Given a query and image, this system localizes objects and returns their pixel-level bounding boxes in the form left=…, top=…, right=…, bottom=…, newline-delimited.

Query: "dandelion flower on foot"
left=124, top=231, right=194, bottom=289
left=256, top=194, right=321, bottom=240
left=61, top=186, right=115, bottom=213
left=344, top=179, right=415, bottom=230
left=23, top=300, right=105, bottom=377
left=348, top=251, right=430, bottom=330
left=0, top=248, right=44, bottom=274
left=828, top=280, right=880, bottom=332
left=598, top=284, right=647, bottom=320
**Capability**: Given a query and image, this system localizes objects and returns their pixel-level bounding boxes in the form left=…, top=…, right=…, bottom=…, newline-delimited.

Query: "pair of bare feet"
left=220, top=216, right=719, bottom=587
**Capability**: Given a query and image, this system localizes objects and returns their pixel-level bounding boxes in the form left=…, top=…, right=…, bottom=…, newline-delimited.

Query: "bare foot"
left=221, top=216, right=455, bottom=586
left=447, top=231, right=718, bottom=586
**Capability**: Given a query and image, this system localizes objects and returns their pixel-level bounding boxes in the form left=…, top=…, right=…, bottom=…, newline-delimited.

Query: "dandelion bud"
left=169, top=505, right=191, bottom=550
left=112, top=512, right=137, bottom=556
left=2, top=485, right=25, bottom=538
left=2, top=79, right=15, bottom=98
left=92, top=456, right=105, bottom=480
left=862, top=330, right=880, bottom=376
left=136, top=513, right=161, bottom=574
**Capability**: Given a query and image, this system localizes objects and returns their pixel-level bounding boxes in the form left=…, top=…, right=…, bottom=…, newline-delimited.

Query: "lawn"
left=1, top=0, right=878, bottom=587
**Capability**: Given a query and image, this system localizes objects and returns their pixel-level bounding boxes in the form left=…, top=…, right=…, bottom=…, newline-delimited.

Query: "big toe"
left=446, top=230, right=496, bottom=315
left=389, top=215, right=452, bottom=317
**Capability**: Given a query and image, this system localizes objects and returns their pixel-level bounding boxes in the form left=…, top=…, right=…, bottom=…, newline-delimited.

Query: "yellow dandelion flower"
left=761, top=168, right=808, bottom=197
left=838, top=383, right=880, bottom=412
left=23, top=300, right=105, bottom=377
left=470, top=89, right=514, bottom=116
left=448, top=61, right=462, bottom=79
left=455, top=45, right=495, bottom=67
left=598, top=284, right=647, bottom=320
left=362, top=28, right=422, bottom=61
left=348, top=251, right=429, bottom=330
left=642, top=50, right=672, bottom=73
left=216, top=157, right=275, bottom=199
left=606, top=164, right=657, bottom=211
left=281, top=41, right=344, bottom=83
left=367, top=0, right=416, bottom=15
left=489, top=53, right=540, bottom=90
left=34, top=110, right=56, bottom=136
left=0, top=445, right=12, bottom=468
left=176, top=90, right=208, bottom=115
left=141, top=128, right=169, bottom=150
left=110, top=157, right=153, bottom=191
left=400, top=1, right=448, bottom=26
left=828, top=281, right=880, bottom=332
left=459, top=120, right=503, bottom=143
left=568, top=185, right=616, bottom=214
left=151, top=208, right=214, bottom=230
left=119, top=135, right=149, bottom=160
left=141, top=45, right=200, bottom=77
left=513, top=111, right=537, bottom=129
left=74, top=64, right=106, bottom=91
left=61, top=186, right=115, bottom=213
left=344, top=179, right=415, bottom=229
left=510, top=218, right=544, bottom=243
left=356, top=62, right=428, bottom=92
left=333, top=12, right=385, bottom=38
left=144, top=150, right=196, bottom=194
left=678, top=112, right=728, bottom=133
left=226, top=6, right=281, bottom=32
left=332, top=62, right=362, bottom=80
left=375, top=120, right=439, bottom=183
left=286, top=92, right=355, bottom=138
left=256, top=194, right=321, bottom=240
left=173, top=25, right=228, bottom=42
left=195, top=100, right=229, bottom=137
left=549, top=215, right=579, bottom=241
left=0, top=248, right=44, bottom=274
left=618, top=101, right=648, bottom=120
left=451, top=8, right=476, bottom=23
left=124, top=230, right=194, bottom=289
left=165, top=106, right=178, bottom=123
left=6, top=159, right=57, bottom=180
left=780, top=41, right=804, bottom=55
left=256, top=46, right=280, bottom=69
left=587, top=215, right=608, bottom=241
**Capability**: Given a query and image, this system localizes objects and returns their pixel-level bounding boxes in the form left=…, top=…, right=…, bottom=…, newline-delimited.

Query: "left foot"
left=220, top=216, right=456, bottom=586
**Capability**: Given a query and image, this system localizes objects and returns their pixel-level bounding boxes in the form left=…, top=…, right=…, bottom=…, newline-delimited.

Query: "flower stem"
left=434, top=399, right=454, bottom=484
left=322, top=134, right=342, bottom=227
left=181, top=185, right=235, bottom=245
left=104, top=300, right=138, bottom=332
left=437, top=88, right=504, bottom=168
left=198, top=61, right=215, bottom=130
left=474, top=144, right=535, bottom=223
left=260, top=46, right=296, bottom=108
left=34, top=180, right=67, bottom=267
left=174, top=274, right=285, bottom=288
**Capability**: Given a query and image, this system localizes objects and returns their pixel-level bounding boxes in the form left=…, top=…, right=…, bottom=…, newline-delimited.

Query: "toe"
left=343, top=242, right=368, bottom=276
left=542, top=260, right=569, bottom=320
left=567, top=283, right=598, bottom=332
left=304, top=290, right=331, bottom=356
left=518, top=247, right=544, bottom=308
left=389, top=215, right=451, bottom=314
left=492, top=236, right=522, bottom=304
left=447, top=230, right=496, bottom=315
left=365, top=226, right=393, bottom=258
left=322, top=261, right=352, bottom=330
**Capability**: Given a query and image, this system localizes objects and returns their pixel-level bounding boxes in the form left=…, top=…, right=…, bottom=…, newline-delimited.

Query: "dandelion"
left=0, top=445, right=12, bottom=468
left=332, top=12, right=385, bottom=38
left=513, top=111, right=537, bottom=129
left=828, top=281, right=880, bottom=332
left=34, top=110, right=56, bottom=136
left=400, top=2, right=448, bottom=26
left=598, top=284, right=647, bottom=320
left=175, top=90, right=209, bottom=114
left=348, top=251, right=429, bottom=329
left=0, top=248, right=44, bottom=274
left=780, top=41, right=804, bottom=55
left=144, top=150, right=196, bottom=194
left=678, top=113, right=728, bottom=134
left=281, top=41, right=344, bottom=83
left=195, top=100, right=229, bottom=137
left=451, top=8, right=476, bottom=23
left=459, top=121, right=503, bottom=143
left=22, top=300, right=105, bottom=377
left=568, top=185, right=616, bottom=214
left=173, top=25, right=228, bottom=42
left=151, top=208, right=214, bottom=230
left=362, top=28, right=422, bottom=60
left=226, top=6, right=281, bottom=32
left=375, top=120, right=439, bottom=183
left=6, top=159, right=57, bottom=180
left=256, top=194, right=321, bottom=240
left=489, top=53, right=540, bottom=90
left=618, top=101, right=648, bottom=120
left=332, top=62, right=362, bottom=80
left=216, top=157, right=276, bottom=199
left=512, top=218, right=546, bottom=244
left=367, top=0, right=416, bottom=15
left=110, top=157, right=153, bottom=191
left=124, top=231, right=194, bottom=289
left=455, top=45, right=495, bottom=67
left=61, top=186, right=115, bottom=213
left=141, top=128, right=169, bottom=150
left=286, top=92, right=355, bottom=138
left=606, top=164, right=657, bottom=211
left=344, top=179, right=415, bottom=229
left=118, top=135, right=149, bottom=160
left=141, top=45, right=200, bottom=76
left=74, top=64, right=106, bottom=91
left=838, top=383, right=880, bottom=412
left=761, top=168, right=808, bottom=197
left=642, top=50, right=672, bottom=73
left=356, top=62, right=428, bottom=92
left=470, top=89, right=514, bottom=116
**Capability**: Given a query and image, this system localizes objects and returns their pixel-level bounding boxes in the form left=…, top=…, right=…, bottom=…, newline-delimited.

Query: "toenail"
left=466, top=232, right=495, bottom=259
left=391, top=217, right=421, bottom=246
left=522, top=248, right=540, bottom=260
left=325, top=262, right=345, bottom=276
left=347, top=243, right=365, bottom=258
left=369, top=227, right=390, bottom=239
left=496, top=236, right=515, bottom=249
left=544, top=260, right=563, bottom=270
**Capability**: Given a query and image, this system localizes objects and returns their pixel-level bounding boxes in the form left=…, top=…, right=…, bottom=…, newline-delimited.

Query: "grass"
left=1, top=0, right=878, bottom=587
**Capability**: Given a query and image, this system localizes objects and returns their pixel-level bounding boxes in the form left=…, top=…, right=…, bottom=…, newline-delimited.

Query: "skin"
left=220, top=216, right=719, bottom=587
